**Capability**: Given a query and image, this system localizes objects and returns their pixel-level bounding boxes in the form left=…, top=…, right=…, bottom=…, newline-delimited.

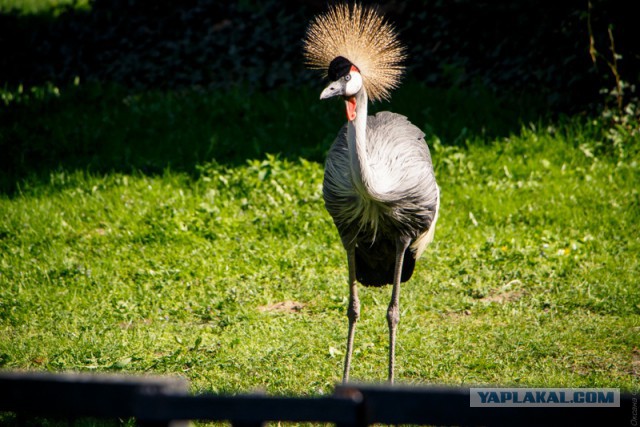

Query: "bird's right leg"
left=387, top=237, right=410, bottom=384
left=343, top=247, right=359, bottom=383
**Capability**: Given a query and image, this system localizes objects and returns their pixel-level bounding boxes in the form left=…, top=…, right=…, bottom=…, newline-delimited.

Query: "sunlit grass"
left=0, top=81, right=638, bottom=400
left=0, top=0, right=88, bottom=14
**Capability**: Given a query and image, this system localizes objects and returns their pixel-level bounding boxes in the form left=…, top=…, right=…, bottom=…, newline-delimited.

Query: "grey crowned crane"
left=303, top=3, right=440, bottom=383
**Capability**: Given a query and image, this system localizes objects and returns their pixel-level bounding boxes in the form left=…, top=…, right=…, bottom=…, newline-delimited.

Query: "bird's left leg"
left=343, top=247, right=359, bottom=383
left=387, top=237, right=411, bottom=383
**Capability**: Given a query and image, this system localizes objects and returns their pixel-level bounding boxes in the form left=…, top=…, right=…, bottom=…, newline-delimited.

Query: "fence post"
left=0, top=371, right=190, bottom=426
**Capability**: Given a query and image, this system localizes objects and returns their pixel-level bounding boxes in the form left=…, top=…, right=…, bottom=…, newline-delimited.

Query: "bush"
left=0, top=0, right=638, bottom=114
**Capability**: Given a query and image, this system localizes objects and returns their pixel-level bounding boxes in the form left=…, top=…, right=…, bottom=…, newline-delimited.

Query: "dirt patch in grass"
left=480, top=280, right=526, bottom=304
left=481, top=290, right=525, bottom=304
left=258, top=301, right=305, bottom=313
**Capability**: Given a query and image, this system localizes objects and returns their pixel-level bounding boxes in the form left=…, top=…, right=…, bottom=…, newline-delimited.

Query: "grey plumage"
left=323, top=111, right=439, bottom=286
left=303, top=3, right=439, bottom=383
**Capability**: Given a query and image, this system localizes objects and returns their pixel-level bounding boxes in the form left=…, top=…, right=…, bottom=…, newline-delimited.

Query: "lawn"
left=1, top=79, right=639, bottom=400
left=0, top=0, right=88, bottom=14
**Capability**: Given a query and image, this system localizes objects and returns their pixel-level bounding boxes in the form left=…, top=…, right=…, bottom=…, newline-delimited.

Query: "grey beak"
left=320, top=82, right=343, bottom=100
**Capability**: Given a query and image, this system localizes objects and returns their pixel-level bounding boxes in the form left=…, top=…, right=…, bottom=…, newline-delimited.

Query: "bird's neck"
left=347, top=88, right=376, bottom=198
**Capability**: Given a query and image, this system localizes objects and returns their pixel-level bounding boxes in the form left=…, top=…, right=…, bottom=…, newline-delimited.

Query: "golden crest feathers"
left=303, top=3, right=406, bottom=102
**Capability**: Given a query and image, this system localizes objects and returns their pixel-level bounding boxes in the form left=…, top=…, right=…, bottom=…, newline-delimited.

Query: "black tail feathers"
left=355, top=243, right=416, bottom=287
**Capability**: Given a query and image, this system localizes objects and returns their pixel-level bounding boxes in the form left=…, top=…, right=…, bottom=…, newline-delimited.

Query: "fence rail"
left=0, top=371, right=635, bottom=426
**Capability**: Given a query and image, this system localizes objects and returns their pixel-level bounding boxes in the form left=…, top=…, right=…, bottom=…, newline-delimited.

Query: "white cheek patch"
left=344, top=72, right=363, bottom=96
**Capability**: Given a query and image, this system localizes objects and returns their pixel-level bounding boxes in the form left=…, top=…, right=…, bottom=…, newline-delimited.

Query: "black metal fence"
left=0, top=372, right=635, bottom=426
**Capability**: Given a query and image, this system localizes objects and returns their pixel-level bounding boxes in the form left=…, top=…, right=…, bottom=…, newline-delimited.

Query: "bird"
left=303, top=3, right=440, bottom=384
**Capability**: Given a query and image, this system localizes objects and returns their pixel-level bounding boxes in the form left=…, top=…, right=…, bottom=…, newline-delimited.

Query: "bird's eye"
left=344, top=74, right=351, bottom=81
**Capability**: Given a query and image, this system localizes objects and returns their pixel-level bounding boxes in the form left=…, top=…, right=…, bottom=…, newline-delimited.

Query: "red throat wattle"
left=346, top=96, right=357, bottom=121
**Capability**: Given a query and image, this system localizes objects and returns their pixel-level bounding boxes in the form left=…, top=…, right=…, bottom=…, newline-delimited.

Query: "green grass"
left=0, top=0, right=87, bottom=14
left=0, top=80, right=544, bottom=194
left=1, top=80, right=639, bottom=404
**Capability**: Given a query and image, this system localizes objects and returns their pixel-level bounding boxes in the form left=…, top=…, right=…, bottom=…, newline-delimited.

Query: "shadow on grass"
left=0, top=80, right=548, bottom=196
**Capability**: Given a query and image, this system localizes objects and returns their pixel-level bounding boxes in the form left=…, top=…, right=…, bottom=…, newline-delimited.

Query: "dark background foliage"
left=1, top=0, right=638, bottom=112
left=1, top=0, right=638, bottom=195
